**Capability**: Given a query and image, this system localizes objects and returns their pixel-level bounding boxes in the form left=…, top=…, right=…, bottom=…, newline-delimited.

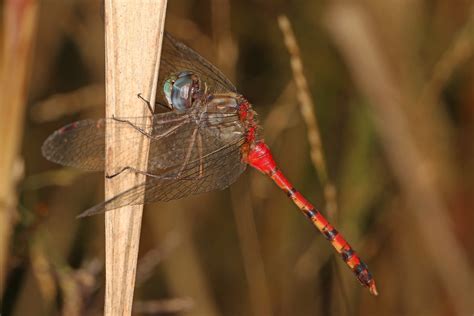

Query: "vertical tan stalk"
left=0, top=0, right=38, bottom=296
left=230, top=187, right=274, bottom=316
left=325, top=3, right=473, bottom=314
left=211, top=0, right=238, bottom=81
left=277, top=15, right=338, bottom=220
left=417, top=5, right=474, bottom=110
left=210, top=1, right=273, bottom=314
left=104, top=2, right=167, bottom=315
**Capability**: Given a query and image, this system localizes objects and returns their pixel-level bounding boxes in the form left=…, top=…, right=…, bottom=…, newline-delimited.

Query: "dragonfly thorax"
left=200, top=93, right=247, bottom=141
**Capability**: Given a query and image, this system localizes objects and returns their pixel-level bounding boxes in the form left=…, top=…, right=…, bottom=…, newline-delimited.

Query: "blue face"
left=163, top=71, right=201, bottom=112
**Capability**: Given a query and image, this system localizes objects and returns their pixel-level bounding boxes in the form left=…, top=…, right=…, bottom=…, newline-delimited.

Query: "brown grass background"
left=1, top=0, right=474, bottom=315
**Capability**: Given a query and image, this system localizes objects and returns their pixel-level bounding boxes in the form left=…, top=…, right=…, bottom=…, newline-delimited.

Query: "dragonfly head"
left=164, top=71, right=202, bottom=112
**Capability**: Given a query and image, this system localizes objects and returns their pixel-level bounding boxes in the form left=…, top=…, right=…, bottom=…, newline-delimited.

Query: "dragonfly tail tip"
left=369, top=282, right=379, bottom=296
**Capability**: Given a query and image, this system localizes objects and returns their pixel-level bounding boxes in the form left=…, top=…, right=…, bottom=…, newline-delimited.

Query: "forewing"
left=43, top=33, right=240, bottom=172
left=42, top=110, right=244, bottom=173
left=41, top=112, right=190, bottom=171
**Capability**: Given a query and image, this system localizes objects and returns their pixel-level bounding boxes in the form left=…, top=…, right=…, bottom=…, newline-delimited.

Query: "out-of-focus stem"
left=147, top=204, right=220, bottom=316
left=325, top=3, right=474, bottom=314
left=278, top=15, right=338, bottom=220
left=417, top=5, right=474, bottom=110
left=412, top=6, right=474, bottom=194
left=230, top=185, right=274, bottom=316
left=211, top=2, right=274, bottom=314
left=211, top=0, right=238, bottom=81
left=0, top=0, right=38, bottom=296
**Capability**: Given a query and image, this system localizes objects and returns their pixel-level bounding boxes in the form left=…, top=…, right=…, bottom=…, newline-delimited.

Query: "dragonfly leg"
left=137, top=93, right=173, bottom=112
left=106, top=166, right=132, bottom=179
left=106, top=166, right=165, bottom=180
left=137, top=93, right=155, bottom=115
left=177, top=128, right=198, bottom=176
left=107, top=166, right=200, bottom=181
left=112, top=115, right=190, bottom=141
left=111, top=116, right=154, bottom=138
left=128, top=168, right=174, bottom=179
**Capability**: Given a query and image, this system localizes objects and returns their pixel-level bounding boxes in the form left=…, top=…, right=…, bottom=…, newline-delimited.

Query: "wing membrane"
left=42, top=111, right=243, bottom=172
left=42, top=32, right=248, bottom=215
left=78, top=138, right=246, bottom=217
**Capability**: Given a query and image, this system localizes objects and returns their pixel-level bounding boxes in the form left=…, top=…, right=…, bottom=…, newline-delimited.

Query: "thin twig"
left=135, top=232, right=180, bottom=287
left=230, top=185, right=274, bottom=316
left=31, top=84, right=104, bottom=123
left=146, top=204, right=221, bottom=316
left=262, top=81, right=299, bottom=145
left=211, top=0, right=238, bottom=81
left=277, top=15, right=338, bottom=220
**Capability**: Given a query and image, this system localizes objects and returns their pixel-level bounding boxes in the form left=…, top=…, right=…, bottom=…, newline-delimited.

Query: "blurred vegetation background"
left=1, top=0, right=474, bottom=315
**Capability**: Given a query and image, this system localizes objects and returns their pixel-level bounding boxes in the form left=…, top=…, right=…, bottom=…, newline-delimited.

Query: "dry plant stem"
left=31, top=83, right=104, bottom=123
left=211, top=0, right=238, bottom=81
left=326, top=3, right=473, bottom=313
left=411, top=7, right=474, bottom=192
left=104, top=1, right=167, bottom=315
left=230, top=187, right=274, bottom=316
left=147, top=203, right=220, bottom=316
left=277, top=15, right=338, bottom=220
left=0, top=0, right=38, bottom=296
left=56, top=267, right=82, bottom=316
left=417, top=6, right=474, bottom=109
left=166, top=16, right=214, bottom=56
left=133, top=298, right=194, bottom=314
left=210, top=3, right=272, bottom=313
left=262, top=81, right=298, bottom=145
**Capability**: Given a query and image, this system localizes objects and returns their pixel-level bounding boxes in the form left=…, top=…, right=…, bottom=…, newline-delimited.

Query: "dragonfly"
left=42, top=32, right=378, bottom=296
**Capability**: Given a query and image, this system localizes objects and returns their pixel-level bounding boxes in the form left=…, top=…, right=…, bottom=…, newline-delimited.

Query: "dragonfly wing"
left=42, top=119, right=108, bottom=171
left=42, top=109, right=244, bottom=173
left=156, top=33, right=237, bottom=107
left=41, top=111, right=191, bottom=171
left=43, top=33, right=240, bottom=172
left=78, top=138, right=247, bottom=217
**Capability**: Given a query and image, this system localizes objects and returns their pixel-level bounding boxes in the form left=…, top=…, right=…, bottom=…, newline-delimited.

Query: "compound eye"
left=163, top=75, right=177, bottom=108
left=163, top=71, right=200, bottom=112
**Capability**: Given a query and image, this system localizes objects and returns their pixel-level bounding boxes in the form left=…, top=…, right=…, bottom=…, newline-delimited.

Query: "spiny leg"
left=105, top=118, right=190, bottom=180
left=112, top=115, right=189, bottom=140
left=106, top=166, right=165, bottom=180
left=137, top=92, right=172, bottom=113
left=111, top=116, right=154, bottom=138
left=154, top=120, right=188, bottom=139
left=137, top=93, right=155, bottom=116
left=107, top=165, right=203, bottom=181
left=106, top=166, right=132, bottom=179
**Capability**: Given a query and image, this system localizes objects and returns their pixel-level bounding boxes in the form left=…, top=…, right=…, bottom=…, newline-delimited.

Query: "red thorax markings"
left=238, top=99, right=258, bottom=158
